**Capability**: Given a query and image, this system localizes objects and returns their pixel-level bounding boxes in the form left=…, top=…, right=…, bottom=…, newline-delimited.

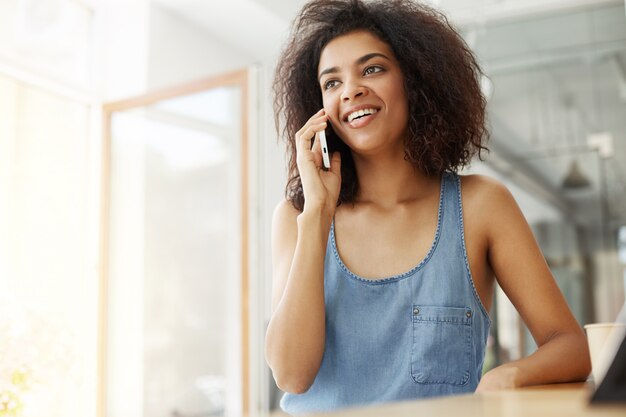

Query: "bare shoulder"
left=272, top=198, right=301, bottom=249
left=459, top=174, right=517, bottom=210
left=270, top=199, right=302, bottom=312
left=460, top=173, right=510, bottom=196
left=273, top=198, right=301, bottom=227
left=460, top=174, right=529, bottom=241
left=459, top=174, right=524, bottom=232
left=272, top=199, right=300, bottom=267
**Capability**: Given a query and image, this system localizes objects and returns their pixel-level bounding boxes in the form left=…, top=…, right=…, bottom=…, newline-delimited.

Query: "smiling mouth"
left=345, top=111, right=378, bottom=129
left=343, top=108, right=380, bottom=123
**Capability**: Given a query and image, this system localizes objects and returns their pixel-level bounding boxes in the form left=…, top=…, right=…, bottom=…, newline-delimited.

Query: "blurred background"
left=0, top=0, right=625, bottom=416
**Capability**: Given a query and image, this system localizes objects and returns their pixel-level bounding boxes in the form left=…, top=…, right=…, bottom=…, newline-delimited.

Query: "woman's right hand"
left=295, top=109, right=342, bottom=215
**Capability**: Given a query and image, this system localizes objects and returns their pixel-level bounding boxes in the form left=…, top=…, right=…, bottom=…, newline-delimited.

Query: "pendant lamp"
left=561, top=159, right=591, bottom=189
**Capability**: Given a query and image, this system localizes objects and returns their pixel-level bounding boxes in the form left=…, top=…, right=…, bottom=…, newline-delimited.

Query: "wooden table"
left=271, top=383, right=626, bottom=416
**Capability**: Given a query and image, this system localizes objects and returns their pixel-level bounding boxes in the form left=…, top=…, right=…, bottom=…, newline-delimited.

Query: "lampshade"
left=562, top=159, right=591, bottom=189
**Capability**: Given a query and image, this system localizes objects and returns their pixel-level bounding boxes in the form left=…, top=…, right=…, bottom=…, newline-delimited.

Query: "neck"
left=351, top=146, right=439, bottom=209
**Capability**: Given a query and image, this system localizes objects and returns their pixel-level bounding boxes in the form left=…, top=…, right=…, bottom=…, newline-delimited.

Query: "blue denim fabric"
left=280, top=172, right=492, bottom=415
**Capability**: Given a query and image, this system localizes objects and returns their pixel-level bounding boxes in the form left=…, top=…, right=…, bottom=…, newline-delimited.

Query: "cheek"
left=392, top=87, right=410, bottom=121
left=322, top=96, right=341, bottom=125
left=387, top=93, right=410, bottom=135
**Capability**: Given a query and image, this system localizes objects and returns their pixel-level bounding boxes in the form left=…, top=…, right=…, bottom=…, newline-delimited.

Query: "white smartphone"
left=319, top=129, right=331, bottom=169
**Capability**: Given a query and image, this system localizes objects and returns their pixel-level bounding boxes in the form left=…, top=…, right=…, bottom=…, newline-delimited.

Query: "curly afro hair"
left=273, top=0, right=489, bottom=211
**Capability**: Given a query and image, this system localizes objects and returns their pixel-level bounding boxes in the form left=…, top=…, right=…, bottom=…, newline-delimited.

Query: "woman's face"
left=317, top=30, right=409, bottom=155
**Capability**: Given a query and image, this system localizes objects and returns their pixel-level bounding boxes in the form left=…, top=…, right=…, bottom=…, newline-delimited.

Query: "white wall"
left=147, top=4, right=250, bottom=90
left=94, top=0, right=150, bottom=101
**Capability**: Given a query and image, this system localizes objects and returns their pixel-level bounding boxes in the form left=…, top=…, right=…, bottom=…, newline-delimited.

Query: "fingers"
left=296, top=109, right=327, bottom=155
left=311, top=130, right=323, bottom=167
left=298, top=121, right=327, bottom=154
left=311, top=129, right=321, bottom=153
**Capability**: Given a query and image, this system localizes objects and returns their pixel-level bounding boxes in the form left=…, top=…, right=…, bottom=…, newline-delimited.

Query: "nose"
left=340, top=78, right=367, bottom=102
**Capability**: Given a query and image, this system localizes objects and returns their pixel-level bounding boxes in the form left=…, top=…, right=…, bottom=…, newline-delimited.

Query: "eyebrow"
left=318, top=52, right=391, bottom=82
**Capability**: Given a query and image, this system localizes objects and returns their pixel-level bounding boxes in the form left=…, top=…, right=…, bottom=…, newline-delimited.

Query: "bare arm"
left=264, top=201, right=332, bottom=394
left=264, top=109, right=342, bottom=394
left=473, top=176, right=591, bottom=390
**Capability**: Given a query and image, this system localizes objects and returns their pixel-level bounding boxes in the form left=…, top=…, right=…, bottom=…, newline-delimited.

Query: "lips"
left=341, top=105, right=381, bottom=122
left=346, top=111, right=378, bottom=129
left=341, top=104, right=381, bottom=129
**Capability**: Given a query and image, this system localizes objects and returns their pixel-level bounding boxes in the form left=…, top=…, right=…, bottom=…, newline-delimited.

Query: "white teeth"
left=347, top=108, right=378, bottom=122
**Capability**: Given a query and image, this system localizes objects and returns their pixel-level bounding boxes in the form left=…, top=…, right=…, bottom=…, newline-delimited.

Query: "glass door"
left=101, top=70, right=250, bottom=417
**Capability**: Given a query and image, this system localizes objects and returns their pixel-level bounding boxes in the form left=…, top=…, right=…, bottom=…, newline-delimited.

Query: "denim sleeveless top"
left=280, top=172, right=492, bottom=415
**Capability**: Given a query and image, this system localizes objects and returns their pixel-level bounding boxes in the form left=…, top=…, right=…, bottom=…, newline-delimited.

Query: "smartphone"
left=319, top=129, right=331, bottom=169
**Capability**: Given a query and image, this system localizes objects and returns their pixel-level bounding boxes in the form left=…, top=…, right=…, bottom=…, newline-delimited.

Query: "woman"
left=264, top=0, right=591, bottom=414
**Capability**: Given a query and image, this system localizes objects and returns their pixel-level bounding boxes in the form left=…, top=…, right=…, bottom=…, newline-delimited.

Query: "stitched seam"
left=410, top=318, right=472, bottom=385
left=455, top=174, right=492, bottom=325
left=330, top=174, right=446, bottom=285
left=413, top=317, right=471, bottom=324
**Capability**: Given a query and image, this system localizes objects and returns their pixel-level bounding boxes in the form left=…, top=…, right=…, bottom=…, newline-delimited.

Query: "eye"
left=364, top=65, right=384, bottom=75
left=323, top=79, right=340, bottom=90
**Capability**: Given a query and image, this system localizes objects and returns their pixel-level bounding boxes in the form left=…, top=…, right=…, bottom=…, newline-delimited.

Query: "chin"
left=342, top=131, right=400, bottom=154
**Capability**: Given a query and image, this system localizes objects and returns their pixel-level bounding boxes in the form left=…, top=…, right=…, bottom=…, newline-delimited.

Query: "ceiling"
left=150, top=0, right=623, bottom=58
left=467, top=2, right=626, bottom=231
left=152, top=0, right=626, bottom=234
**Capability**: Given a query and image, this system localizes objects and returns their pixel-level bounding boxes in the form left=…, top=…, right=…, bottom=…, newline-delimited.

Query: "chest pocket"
left=411, top=305, right=473, bottom=385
